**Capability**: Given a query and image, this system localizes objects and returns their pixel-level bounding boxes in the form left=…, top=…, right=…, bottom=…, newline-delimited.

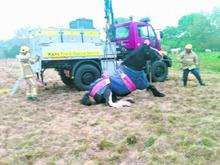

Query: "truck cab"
left=115, top=21, right=161, bottom=51
left=113, top=19, right=172, bottom=82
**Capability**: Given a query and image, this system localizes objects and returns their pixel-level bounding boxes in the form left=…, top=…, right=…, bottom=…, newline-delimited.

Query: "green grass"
left=98, top=139, right=115, bottom=150
left=1, top=59, right=220, bottom=164
left=144, top=137, right=156, bottom=148
left=169, top=51, right=220, bottom=72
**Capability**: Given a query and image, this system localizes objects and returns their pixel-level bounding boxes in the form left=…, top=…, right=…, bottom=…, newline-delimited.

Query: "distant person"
left=17, top=46, right=38, bottom=101
left=179, top=44, right=205, bottom=87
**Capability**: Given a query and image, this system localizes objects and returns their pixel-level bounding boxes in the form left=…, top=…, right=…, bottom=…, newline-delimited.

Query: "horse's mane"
left=125, top=44, right=148, bottom=59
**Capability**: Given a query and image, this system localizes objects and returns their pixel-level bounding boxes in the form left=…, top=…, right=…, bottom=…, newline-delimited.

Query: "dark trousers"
left=183, top=68, right=203, bottom=86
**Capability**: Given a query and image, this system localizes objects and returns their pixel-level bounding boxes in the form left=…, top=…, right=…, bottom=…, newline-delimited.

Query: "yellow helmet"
left=185, top=44, right=192, bottom=50
left=20, top=45, right=30, bottom=53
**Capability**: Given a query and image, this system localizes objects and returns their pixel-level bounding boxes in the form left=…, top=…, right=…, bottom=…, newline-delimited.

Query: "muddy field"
left=0, top=59, right=220, bottom=164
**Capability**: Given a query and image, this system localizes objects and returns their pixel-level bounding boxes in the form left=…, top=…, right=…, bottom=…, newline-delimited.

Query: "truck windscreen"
left=137, top=26, right=148, bottom=38
left=116, top=26, right=129, bottom=39
left=138, top=25, right=156, bottom=38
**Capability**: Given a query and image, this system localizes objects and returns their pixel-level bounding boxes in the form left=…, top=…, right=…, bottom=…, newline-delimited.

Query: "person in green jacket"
left=179, top=44, right=205, bottom=87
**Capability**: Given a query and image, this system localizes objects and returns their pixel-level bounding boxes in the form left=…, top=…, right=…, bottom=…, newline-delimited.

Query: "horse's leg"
left=117, top=100, right=131, bottom=107
left=106, top=91, right=122, bottom=108
left=118, top=96, right=135, bottom=104
left=125, top=97, right=135, bottom=103
left=147, top=84, right=165, bottom=97
left=104, top=88, right=131, bottom=108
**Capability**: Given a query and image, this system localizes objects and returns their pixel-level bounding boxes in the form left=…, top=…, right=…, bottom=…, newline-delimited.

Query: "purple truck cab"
left=113, top=20, right=172, bottom=83
left=115, top=21, right=161, bottom=51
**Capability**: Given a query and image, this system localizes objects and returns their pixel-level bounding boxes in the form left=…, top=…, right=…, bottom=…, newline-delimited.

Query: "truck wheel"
left=74, top=64, right=101, bottom=91
left=151, top=61, right=168, bottom=82
left=59, top=69, right=74, bottom=88
left=163, top=55, right=172, bottom=67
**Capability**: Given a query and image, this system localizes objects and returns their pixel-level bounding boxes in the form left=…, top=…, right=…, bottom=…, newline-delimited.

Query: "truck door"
left=137, top=25, right=158, bottom=49
left=147, top=25, right=157, bottom=48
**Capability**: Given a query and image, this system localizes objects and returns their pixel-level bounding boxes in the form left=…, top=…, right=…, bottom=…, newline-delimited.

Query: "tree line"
left=0, top=8, right=220, bottom=59
left=162, top=7, right=220, bottom=51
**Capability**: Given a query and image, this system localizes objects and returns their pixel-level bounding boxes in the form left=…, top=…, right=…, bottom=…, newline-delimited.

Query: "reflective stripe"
left=90, top=78, right=110, bottom=97
left=120, top=72, right=136, bottom=92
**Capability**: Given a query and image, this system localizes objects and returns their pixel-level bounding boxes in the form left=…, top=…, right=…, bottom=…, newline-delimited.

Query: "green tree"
left=210, top=7, right=220, bottom=29
left=162, top=10, right=220, bottom=51
left=3, top=45, right=20, bottom=58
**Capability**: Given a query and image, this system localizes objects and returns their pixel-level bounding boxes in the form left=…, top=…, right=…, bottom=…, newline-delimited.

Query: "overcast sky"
left=0, top=0, right=219, bottom=40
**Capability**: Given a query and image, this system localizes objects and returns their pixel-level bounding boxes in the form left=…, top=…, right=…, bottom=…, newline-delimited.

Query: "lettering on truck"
left=43, top=50, right=102, bottom=59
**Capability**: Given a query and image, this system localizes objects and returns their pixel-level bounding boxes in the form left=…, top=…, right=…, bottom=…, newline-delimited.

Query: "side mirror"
left=160, top=31, right=164, bottom=39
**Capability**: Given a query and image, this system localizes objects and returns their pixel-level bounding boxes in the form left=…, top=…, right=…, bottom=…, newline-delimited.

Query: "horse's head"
left=140, top=44, right=151, bottom=60
left=140, top=44, right=161, bottom=61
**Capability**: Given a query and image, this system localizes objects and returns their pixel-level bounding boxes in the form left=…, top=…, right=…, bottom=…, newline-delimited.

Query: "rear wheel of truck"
left=151, top=61, right=168, bottom=82
left=74, top=64, right=101, bottom=91
left=59, top=69, right=74, bottom=88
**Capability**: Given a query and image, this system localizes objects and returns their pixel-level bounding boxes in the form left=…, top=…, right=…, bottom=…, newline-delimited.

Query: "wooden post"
left=146, top=60, right=152, bottom=83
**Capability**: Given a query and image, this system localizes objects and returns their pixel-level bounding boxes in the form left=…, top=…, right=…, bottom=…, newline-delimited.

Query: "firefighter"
left=17, top=46, right=38, bottom=101
left=179, top=44, right=205, bottom=87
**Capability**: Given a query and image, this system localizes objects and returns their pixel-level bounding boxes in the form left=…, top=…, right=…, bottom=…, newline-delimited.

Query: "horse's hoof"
left=155, top=93, right=165, bottom=97
left=125, top=97, right=135, bottom=103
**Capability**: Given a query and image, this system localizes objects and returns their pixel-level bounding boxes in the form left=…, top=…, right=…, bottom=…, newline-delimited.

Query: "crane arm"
left=104, top=0, right=114, bottom=25
left=104, top=0, right=116, bottom=41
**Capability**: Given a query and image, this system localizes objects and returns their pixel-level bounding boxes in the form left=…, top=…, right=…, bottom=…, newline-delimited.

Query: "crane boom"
left=104, top=0, right=114, bottom=25
left=104, top=0, right=116, bottom=41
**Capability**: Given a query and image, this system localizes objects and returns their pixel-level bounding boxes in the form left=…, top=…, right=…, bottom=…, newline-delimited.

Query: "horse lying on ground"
left=81, top=43, right=165, bottom=108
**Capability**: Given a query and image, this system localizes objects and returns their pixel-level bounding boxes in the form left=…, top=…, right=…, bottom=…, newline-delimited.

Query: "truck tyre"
left=163, top=55, right=172, bottom=67
left=59, top=69, right=74, bottom=88
left=151, top=61, right=168, bottom=82
left=74, top=64, right=101, bottom=91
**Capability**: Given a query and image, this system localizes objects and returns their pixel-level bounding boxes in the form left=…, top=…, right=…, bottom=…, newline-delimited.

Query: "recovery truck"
left=28, top=26, right=116, bottom=90
left=26, top=0, right=172, bottom=91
